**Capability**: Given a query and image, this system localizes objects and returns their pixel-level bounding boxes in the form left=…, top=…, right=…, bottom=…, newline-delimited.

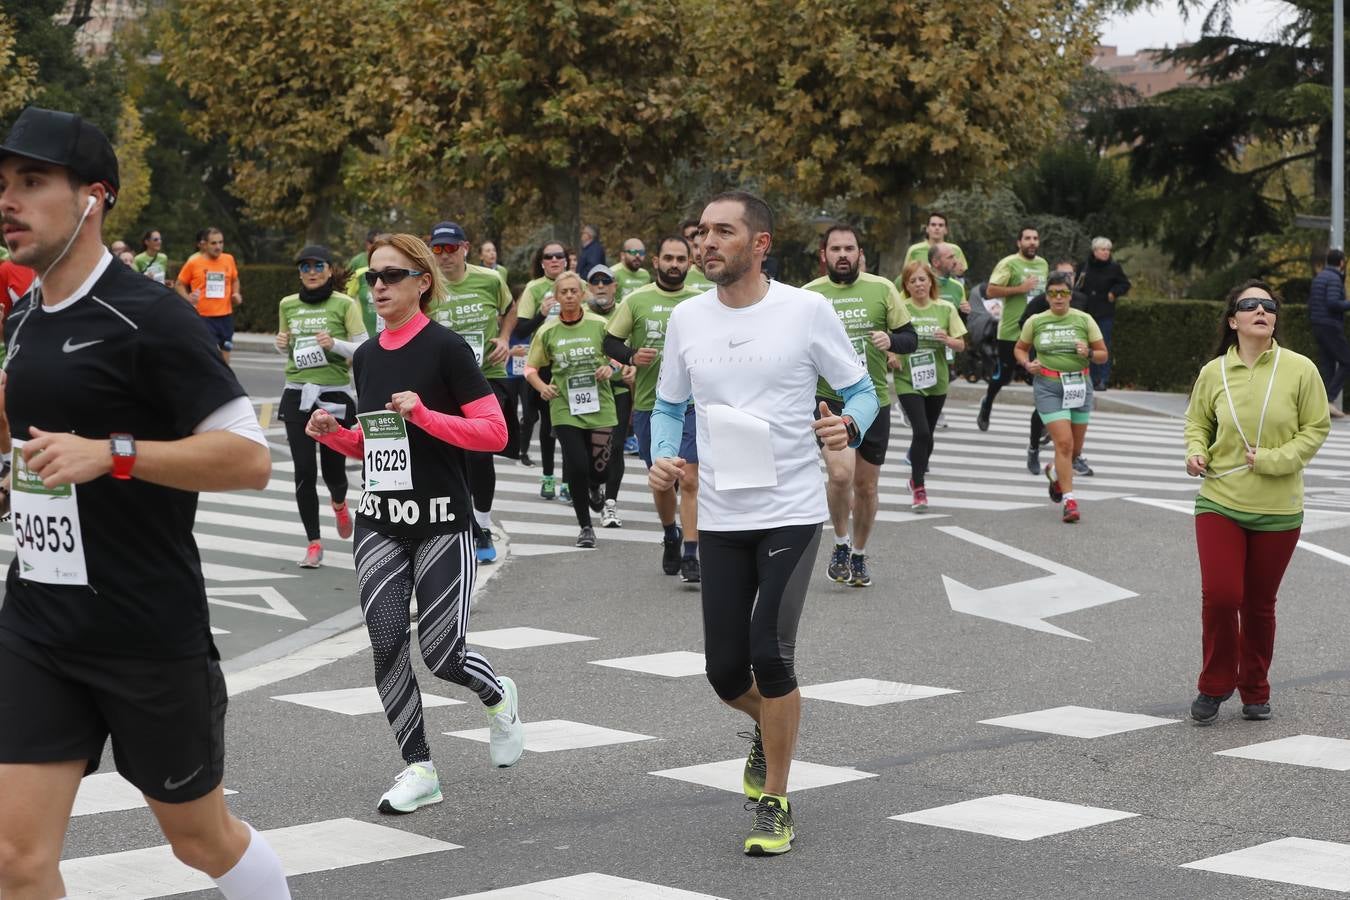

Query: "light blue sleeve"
left=652, top=397, right=688, bottom=459
left=839, top=375, right=879, bottom=449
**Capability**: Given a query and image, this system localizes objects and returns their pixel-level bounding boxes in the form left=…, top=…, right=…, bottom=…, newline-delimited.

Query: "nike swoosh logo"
left=164, top=765, right=204, bottom=791
left=62, top=338, right=104, bottom=353
left=767, top=547, right=790, bottom=557
left=729, top=338, right=754, bottom=348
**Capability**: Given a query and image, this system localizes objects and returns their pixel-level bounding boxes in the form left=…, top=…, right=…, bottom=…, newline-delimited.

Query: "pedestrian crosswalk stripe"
left=447, top=719, right=657, bottom=752
left=72, top=774, right=238, bottom=818
left=798, top=679, right=961, bottom=706
left=1213, top=734, right=1350, bottom=771
left=890, top=794, right=1138, bottom=841
left=651, top=758, right=877, bottom=794
left=444, top=873, right=731, bottom=899
left=1180, top=837, right=1350, bottom=893
left=978, top=706, right=1179, bottom=739
left=61, top=817, right=460, bottom=899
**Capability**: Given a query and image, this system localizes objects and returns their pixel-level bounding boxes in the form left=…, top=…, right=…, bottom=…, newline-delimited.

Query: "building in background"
left=1092, top=45, right=1206, bottom=97
left=60, top=0, right=142, bottom=59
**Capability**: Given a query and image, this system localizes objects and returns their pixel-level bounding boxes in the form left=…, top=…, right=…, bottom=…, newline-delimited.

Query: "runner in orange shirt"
left=175, top=227, right=242, bottom=363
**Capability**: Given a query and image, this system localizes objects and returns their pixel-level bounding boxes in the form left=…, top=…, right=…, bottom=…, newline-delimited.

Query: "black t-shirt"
left=0, top=257, right=246, bottom=658
left=352, top=321, right=492, bottom=539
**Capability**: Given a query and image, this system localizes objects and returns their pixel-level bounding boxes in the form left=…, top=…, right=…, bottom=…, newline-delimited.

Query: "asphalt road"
left=37, top=351, right=1350, bottom=899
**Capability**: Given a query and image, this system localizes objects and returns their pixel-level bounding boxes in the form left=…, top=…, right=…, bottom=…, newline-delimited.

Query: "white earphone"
left=85, top=194, right=98, bottom=212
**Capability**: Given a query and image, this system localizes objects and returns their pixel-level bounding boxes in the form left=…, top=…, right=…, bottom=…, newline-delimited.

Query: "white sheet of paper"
left=707, top=403, right=777, bottom=490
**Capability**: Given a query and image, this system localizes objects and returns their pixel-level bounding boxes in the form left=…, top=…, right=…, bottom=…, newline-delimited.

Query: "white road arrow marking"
left=207, top=586, right=307, bottom=621
left=937, top=526, right=1137, bottom=641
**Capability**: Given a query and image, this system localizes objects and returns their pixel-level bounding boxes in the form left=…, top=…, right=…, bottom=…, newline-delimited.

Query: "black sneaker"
left=826, top=543, right=851, bottom=583
left=1242, top=702, right=1272, bottom=721
left=1190, top=691, right=1233, bottom=725
left=849, top=553, right=871, bottom=587
left=1039, top=431, right=1052, bottom=447
left=1073, top=456, right=1095, bottom=477
left=576, top=526, right=596, bottom=549
left=588, top=484, right=605, bottom=513
left=680, top=556, right=701, bottom=584
left=977, top=398, right=991, bottom=432
left=519, top=452, right=534, bottom=468
left=1026, top=447, right=1039, bottom=475
left=661, top=527, right=682, bottom=575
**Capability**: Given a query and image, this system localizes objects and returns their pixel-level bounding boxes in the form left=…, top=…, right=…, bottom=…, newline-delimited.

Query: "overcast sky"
left=1100, top=1, right=1299, bottom=54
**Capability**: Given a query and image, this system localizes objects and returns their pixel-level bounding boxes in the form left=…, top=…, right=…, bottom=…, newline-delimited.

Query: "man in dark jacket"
left=1309, top=248, right=1349, bottom=418
left=1077, top=237, right=1131, bottom=390
left=577, top=224, right=605, bottom=281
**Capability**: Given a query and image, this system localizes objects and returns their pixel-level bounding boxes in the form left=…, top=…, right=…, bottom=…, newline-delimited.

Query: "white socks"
left=473, top=509, right=493, bottom=530
left=833, top=532, right=849, bottom=546
left=213, top=824, right=291, bottom=900
left=1063, top=492, right=1075, bottom=501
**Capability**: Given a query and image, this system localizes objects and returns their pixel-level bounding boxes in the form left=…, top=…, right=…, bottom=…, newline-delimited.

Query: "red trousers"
left=1195, top=512, right=1301, bottom=704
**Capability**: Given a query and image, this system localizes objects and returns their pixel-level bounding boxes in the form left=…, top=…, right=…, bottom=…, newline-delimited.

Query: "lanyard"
left=1209, top=347, right=1280, bottom=479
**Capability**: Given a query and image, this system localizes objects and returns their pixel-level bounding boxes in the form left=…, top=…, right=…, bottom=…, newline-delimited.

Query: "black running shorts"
left=815, top=397, right=891, bottom=466
left=0, top=627, right=227, bottom=803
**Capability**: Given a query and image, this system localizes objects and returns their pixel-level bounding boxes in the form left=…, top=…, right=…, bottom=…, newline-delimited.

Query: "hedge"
left=1110, top=297, right=1330, bottom=393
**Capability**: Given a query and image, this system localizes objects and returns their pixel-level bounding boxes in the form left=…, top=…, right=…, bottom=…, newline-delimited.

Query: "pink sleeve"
left=409, top=393, right=507, bottom=452
left=315, top=423, right=364, bottom=459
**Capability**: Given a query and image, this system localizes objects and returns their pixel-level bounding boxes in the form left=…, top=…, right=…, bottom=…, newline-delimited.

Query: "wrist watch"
left=110, top=433, right=136, bottom=480
left=842, top=415, right=860, bottom=445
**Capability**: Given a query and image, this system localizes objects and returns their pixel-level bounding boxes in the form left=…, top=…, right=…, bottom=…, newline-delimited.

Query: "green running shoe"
left=540, top=475, right=556, bottom=500
left=740, top=726, right=766, bottom=801
left=743, top=794, right=793, bottom=856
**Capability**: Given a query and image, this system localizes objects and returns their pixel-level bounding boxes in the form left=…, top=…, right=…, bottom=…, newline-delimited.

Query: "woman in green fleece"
left=1183, top=280, right=1330, bottom=725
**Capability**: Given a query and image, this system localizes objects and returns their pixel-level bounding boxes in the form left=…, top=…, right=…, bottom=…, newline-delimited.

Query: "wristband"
left=110, top=433, right=136, bottom=480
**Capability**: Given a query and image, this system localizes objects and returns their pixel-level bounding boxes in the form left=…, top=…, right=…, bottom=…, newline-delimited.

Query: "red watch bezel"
left=110, top=434, right=135, bottom=480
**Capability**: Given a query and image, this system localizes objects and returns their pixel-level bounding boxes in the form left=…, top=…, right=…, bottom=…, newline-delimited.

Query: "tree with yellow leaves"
left=0, top=9, right=37, bottom=119
left=690, top=0, right=1101, bottom=264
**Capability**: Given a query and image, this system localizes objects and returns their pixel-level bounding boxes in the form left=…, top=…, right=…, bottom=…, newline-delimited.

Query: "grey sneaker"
left=1073, top=455, right=1095, bottom=476
left=826, top=543, right=851, bottom=583
left=1242, top=702, right=1272, bottom=721
left=1026, top=447, right=1040, bottom=475
left=1191, top=691, right=1233, bottom=725
left=576, top=526, right=596, bottom=548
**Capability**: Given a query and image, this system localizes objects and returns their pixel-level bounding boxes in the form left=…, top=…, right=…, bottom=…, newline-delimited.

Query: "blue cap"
left=429, top=222, right=468, bottom=246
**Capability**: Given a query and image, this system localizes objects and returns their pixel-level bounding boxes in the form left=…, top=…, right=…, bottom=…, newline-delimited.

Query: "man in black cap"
left=425, top=220, right=517, bottom=562
left=0, top=107, right=290, bottom=898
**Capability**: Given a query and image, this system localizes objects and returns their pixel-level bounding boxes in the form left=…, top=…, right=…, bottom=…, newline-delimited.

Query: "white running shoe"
left=488, top=675, right=525, bottom=767
left=378, top=762, right=442, bottom=815
left=601, top=499, right=622, bottom=528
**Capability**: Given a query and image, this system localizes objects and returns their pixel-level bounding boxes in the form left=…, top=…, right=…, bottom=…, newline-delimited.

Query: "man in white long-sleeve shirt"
left=649, top=190, right=882, bottom=856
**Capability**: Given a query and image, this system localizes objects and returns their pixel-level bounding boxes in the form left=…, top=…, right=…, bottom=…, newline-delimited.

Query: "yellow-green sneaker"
left=744, top=794, right=793, bottom=856
left=740, top=726, right=766, bottom=801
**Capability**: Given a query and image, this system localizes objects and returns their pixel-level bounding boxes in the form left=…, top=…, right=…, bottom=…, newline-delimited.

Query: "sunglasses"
left=1046, top=288, right=1071, bottom=298
left=624, top=249, right=646, bottom=257
left=1235, top=297, right=1278, bottom=314
left=297, top=261, right=327, bottom=274
left=431, top=243, right=465, bottom=255
left=589, top=275, right=614, bottom=286
left=542, top=252, right=567, bottom=261
left=363, top=267, right=425, bottom=287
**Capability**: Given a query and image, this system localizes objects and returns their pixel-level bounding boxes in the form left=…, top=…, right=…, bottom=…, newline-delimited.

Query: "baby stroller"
left=962, top=281, right=1000, bottom=383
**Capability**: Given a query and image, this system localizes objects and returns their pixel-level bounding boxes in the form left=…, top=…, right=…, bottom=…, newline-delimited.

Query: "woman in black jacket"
left=1078, top=237, right=1131, bottom=390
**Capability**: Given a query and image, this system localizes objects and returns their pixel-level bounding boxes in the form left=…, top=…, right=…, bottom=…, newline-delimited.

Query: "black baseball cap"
left=0, top=107, right=120, bottom=206
left=294, top=244, right=333, bottom=265
left=429, top=222, right=468, bottom=246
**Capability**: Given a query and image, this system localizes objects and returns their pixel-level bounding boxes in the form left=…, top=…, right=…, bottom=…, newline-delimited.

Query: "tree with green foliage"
left=1089, top=0, right=1339, bottom=287
left=0, top=0, right=122, bottom=136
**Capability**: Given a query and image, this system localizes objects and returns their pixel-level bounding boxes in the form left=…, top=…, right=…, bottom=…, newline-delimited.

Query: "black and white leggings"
left=354, top=525, right=504, bottom=765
